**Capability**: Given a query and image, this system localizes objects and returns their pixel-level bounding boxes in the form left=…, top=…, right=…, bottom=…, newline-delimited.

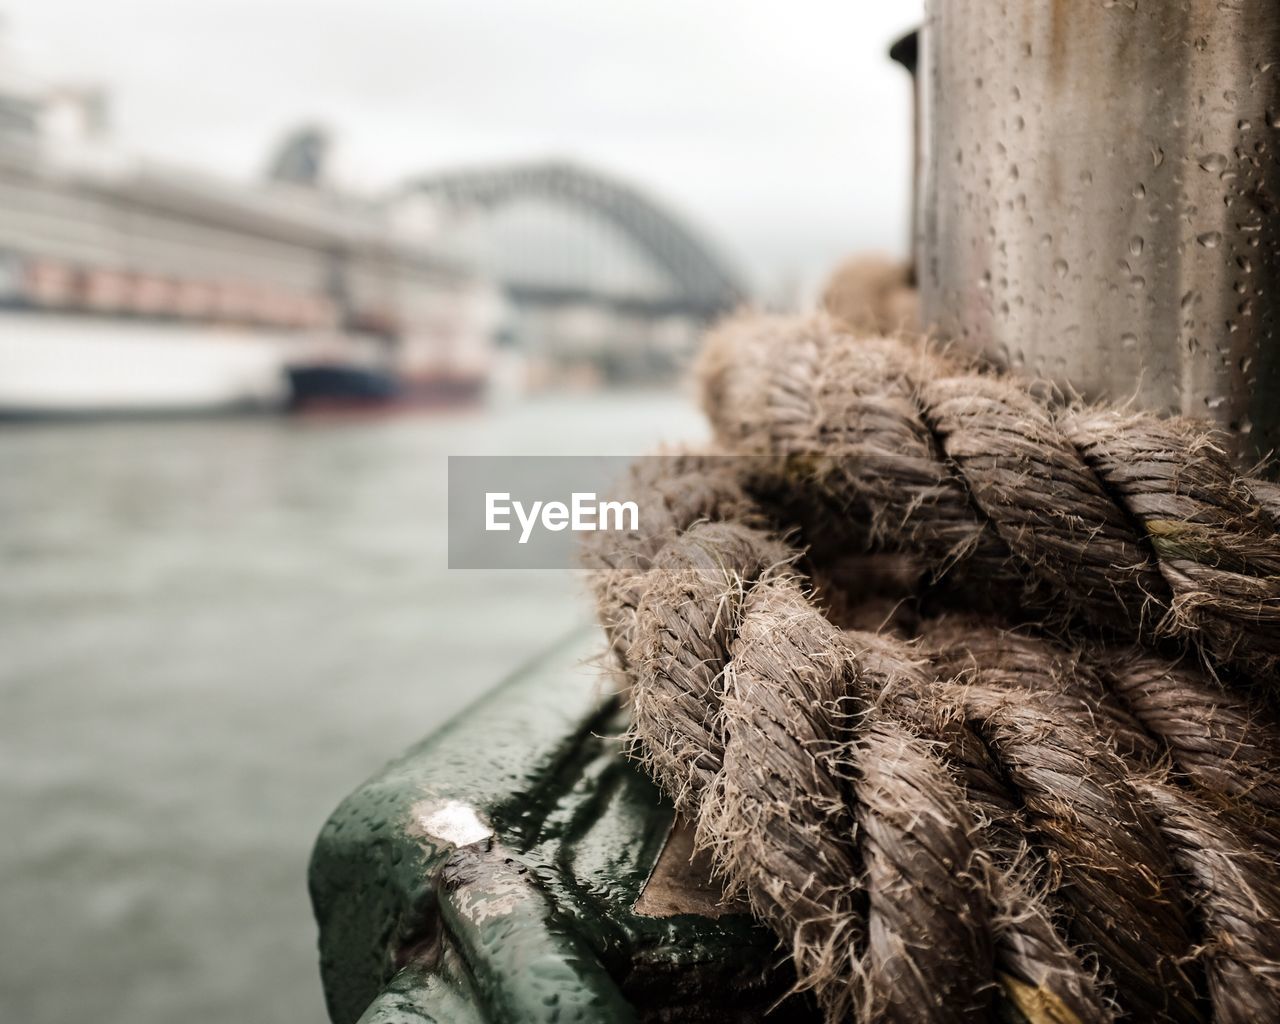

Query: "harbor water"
left=0, top=391, right=704, bottom=1023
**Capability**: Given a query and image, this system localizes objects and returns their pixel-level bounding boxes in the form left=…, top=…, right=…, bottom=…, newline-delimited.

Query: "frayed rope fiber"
left=583, top=313, right=1280, bottom=1024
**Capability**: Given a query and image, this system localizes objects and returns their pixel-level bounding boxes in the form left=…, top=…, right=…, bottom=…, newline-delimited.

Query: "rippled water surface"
left=0, top=390, right=703, bottom=1023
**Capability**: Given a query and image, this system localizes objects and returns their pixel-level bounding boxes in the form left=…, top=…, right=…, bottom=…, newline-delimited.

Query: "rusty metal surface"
left=917, top=0, right=1280, bottom=465
left=633, top=819, right=749, bottom=920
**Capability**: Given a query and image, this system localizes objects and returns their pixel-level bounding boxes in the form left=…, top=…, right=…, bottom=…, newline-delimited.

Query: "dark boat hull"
left=287, top=365, right=484, bottom=412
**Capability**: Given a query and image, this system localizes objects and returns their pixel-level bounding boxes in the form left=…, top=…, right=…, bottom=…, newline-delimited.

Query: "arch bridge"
left=402, top=160, right=748, bottom=318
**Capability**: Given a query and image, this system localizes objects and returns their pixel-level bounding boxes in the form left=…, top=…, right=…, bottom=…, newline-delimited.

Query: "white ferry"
left=0, top=56, right=497, bottom=417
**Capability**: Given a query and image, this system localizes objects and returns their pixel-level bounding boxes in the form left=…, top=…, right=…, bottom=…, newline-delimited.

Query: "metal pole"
left=918, top=0, right=1280, bottom=469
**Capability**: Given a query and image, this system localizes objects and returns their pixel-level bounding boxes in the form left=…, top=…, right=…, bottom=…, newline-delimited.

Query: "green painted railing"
left=309, top=628, right=808, bottom=1023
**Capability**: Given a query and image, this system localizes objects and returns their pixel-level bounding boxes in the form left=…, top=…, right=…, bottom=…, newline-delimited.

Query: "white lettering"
left=514, top=499, right=543, bottom=544
left=599, top=499, right=639, bottom=532
left=572, top=492, right=595, bottom=530
left=485, top=492, right=640, bottom=543
left=542, top=501, right=569, bottom=531
left=486, top=492, right=511, bottom=531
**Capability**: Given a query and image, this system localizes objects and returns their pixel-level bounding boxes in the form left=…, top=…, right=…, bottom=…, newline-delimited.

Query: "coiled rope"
left=583, top=313, right=1280, bottom=1024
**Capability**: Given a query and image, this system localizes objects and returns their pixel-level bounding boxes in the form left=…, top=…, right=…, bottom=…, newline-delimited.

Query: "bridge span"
left=401, top=160, right=748, bottom=321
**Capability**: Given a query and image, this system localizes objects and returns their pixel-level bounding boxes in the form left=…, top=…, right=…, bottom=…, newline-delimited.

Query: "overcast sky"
left=2, top=1, right=922, bottom=290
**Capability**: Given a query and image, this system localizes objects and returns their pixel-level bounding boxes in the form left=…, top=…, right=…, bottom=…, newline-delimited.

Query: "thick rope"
left=713, top=579, right=997, bottom=1023
left=932, top=626, right=1280, bottom=1024
left=594, top=488, right=1111, bottom=1021
left=821, top=255, right=919, bottom=338
left=584, top=322, right=1280, bottom=1022
left=1094, top=649, right=1280, bottom=848
left=696, top=314, right=1280, bottom=681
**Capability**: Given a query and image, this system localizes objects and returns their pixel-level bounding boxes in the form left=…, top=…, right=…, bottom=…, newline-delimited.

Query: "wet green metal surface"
left=309, top=628, right=803, bottom=1023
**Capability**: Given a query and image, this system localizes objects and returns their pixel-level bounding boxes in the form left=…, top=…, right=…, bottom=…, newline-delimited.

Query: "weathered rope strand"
left=585, top=321, right=1280, bottom=1022
left=696, top=314, right=1280, bottom=680
left=595, top=496, right=1113, bottom=1020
